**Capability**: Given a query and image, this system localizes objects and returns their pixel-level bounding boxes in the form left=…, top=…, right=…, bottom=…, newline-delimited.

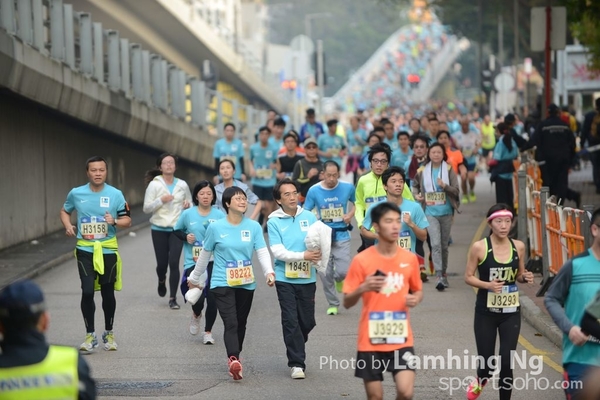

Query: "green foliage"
left=561, top=0, right=600, bottom=71
left=267, top=0, right=407, bottom=96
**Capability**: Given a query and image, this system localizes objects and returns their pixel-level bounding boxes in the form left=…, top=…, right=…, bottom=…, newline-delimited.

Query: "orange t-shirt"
left=343, top=245, right=422, bottom=352
left=446, top=148, right=464, bottom=174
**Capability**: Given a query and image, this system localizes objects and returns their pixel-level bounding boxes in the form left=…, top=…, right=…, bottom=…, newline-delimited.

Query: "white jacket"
left=304, top=220, right=332, bottom=274
left=143, top=176, right=192, bottom=228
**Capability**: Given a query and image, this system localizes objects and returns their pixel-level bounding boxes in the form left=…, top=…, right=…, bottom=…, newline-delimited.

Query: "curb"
left=9, top=221, right=151, bottom=285
left=520, top=295, right=563, bottom=348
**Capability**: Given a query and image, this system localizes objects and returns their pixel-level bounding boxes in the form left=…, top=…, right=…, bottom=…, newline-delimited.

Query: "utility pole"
left=514, top=0, right=519, bottom=114
left=317, top=39, right=325, bottom=116
left=477, top=0, right=483, bottom=109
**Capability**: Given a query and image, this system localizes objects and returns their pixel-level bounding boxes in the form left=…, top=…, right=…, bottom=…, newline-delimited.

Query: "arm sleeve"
left=143, top=183, right=163, bottom=214
left=189, top=249, right=211, bottom=285
left=214, top=158, right=220, bottom=175
left=239, top=156, right=246, bottom=175
left=256, top=246, right=275, bottom=276
left=270, top=244, right=305, bottom=262
left=184, top=183, right=192, bottom=204
left=544, top=261, right=575, bottom=334
left=77, top=354, right=97, bottom=400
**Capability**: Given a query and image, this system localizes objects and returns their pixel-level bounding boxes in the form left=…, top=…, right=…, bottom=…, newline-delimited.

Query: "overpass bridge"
left=0, top=0, right=288, bottom=250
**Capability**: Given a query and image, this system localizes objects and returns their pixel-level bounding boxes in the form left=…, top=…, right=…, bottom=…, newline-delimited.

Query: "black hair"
left=273, top=178, right=299, bottom=202
left=222, top=186, right=246, bottom=214
left=0, top=312, right=43, bottom=333
left=381, top=118, right=393, bottom=126
left=306, top=108, right=315, bottom=115
left=192, top=180, right=217, bottom=206
left=428, top=143, right=448, bottom=162
left=274, top=117, right=286, bottom=127
left=592, top=207, right=600, bottom=226
left=396, top=131, right=410, bottom=140
left=368, top=143, right=392, bottom=163
left=428, top=117, right=439, bottom=123
left=366, top=133, right=382, bottom=145
left=145, top=152, right=178, bottom=186
left=382, top=166, right=406, bottom=186
left=371, top=201, right=401, bottom=226
left=323, top=160, right=340, bottom=172
left=496, top=122, right=513, bottom=152
left=409, top=117, right=420, bottom=125
left=372, top=126, right=385, bottom=134
left=486, top=203, right=513, bottom=220
left=224, top=122, right=236, bottom=131
left=436, top=130, right=450, bottom=140
left=410, top=134, right=430, bottom=149
left=86, top=156, right=107, bottom=171
left=283, top=133, right=299, bottom=145
left=218, top=159, right=236, bottom=171
left=258, top=126, right=271, bottom=134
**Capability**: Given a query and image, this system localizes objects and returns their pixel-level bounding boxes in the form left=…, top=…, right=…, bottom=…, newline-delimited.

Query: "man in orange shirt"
left=343, top=202, right=423, bottom=400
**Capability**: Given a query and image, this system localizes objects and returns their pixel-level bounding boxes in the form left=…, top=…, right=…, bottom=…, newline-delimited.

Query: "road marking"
left=469, top=217, right=562, bottom=373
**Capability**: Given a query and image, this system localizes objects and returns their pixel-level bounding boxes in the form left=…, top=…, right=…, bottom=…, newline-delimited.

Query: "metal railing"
left=0, top=0, right=268, bottom=145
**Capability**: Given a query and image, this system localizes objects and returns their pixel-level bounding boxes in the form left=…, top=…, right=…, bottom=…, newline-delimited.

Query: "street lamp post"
left=304, top=12, right=332, bottom=40
left=304, top=12, right=332, bottom=116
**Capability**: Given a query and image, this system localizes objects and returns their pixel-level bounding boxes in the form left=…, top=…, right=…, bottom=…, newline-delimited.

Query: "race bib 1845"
left=285, top=260, right=311, bottom=279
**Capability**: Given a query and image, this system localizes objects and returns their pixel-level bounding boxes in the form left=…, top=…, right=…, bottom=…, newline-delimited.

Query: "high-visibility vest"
left=0, top=345, right=79, bottom=399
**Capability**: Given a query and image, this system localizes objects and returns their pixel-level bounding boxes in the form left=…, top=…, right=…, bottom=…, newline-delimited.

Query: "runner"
left=453, top=117, right=481, bottom=204
left=343, top=202, right=423, bottom=400
left=269, top=117, right=287, bottom=150
left=404, top=134, right=430, bottom=189
left=318, top=119, right=347, bottom=167
left=436, top=130, right=465, bottom=178
left=489, top=123, right=518, bottom=207
left=381, top=119, right=398, bottom=151
left=143, top=153, right=192, bottom=310
left=347, top=116, right=368, bottom=184
left=212, top=123, right=246, bottom=184
left=174, top=180, right=225, bottom=344
left=187, top=186, right=275, bottom=380
left=60, top=156, right=131, bottom=352
left=292, top=137, right=324, bottom=204
left=391, top=131, right=413, bottom=169
left=267, top=179, right=321, bottom=379
left=357, top=133, right=382, bottom=177
left=299, top=108, right=325, bottom=143
left=480, top=115, right=497, bottom=166
left=250, top=126, right=279, bottom=227
left=303, top=161, right=356, bottom=315
left=464, top=203, right=533, bottom=400
left=276, top=133, right=304, bottom=180
left=214, top=159, right=262, bottom=221
left=412, top=143, right=460, bottom=291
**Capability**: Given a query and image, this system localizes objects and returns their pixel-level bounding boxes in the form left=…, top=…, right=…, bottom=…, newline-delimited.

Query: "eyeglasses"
left=371, top=159, right=388, bottom=165
left=231, top=196, right=247, bottom=202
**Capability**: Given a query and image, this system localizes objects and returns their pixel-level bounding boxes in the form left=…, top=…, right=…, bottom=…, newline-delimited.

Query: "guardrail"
left=0, top=0, right=267, bottom=145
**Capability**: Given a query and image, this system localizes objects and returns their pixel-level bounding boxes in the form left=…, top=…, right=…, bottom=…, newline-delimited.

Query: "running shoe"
left=102, top=331, right=118, bottom=351
left=420, top=267, right=429, bottom=282
left=435, top=277, right=445, bottom=291
left=79, top=332, right=98, bottom=353
left=461, top=196, right=469, bottom=204
left=169, top=299, right=180, bottom=310
left=326, top=306, right=338, bottom=315
left=158, top=280, right=167, bottom=297
left=189, top=313, right=201, bottom=335
left=228, top=356, right=243, bottom=380
left=466, top=379, right=486, bottom=400
left=291, top=367, right=306, bottom=379
left=203, top=332, right=215, bottom=345
left=335, top=280, right=344, bottom=293
left=469, top=192, right=477, bottom=202
left=442, top=275, right=449, bottom=289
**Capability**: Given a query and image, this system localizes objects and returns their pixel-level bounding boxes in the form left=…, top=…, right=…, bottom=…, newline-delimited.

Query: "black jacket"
left=529, top=116, right=575, bottom=163
left=582, top=110, right=600, bottom=147
left=0, top=330, right=97, bottom=400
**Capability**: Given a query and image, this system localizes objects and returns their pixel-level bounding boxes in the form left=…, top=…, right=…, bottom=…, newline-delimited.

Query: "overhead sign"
left=530, top=7, right=567, bottom=52
left=557, top=45, right=600, bottom=94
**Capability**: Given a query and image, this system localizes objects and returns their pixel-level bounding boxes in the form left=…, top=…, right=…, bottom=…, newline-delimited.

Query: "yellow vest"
left=0, top=345, right=79, bottom=400
left=481, top=122, right=496, bottom=150
left=76, top=236, right=123, bottom=291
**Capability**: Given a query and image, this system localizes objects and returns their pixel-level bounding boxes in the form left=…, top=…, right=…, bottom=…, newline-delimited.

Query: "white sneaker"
left=79, top=332, right=98, bottom=353
left=291, top=367, right=305, bottom=379
left=102, top=331, right=118, bottom=351
left=189, top=313, right=201, bottom=335
left=203, top=332, right=215, bottom=345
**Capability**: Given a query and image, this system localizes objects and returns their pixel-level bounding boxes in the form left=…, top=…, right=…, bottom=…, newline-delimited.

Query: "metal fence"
left=0, top=0, right=268, bottom=145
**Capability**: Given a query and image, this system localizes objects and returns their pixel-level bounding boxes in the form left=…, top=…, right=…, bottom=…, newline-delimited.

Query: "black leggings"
left=211, top=287, right=254, bottom=359
left=151, top=230, right=183, bottom=299
left=495, top=178, right=514, bottom=208
left=76, top=250, right=117, bottom=333
left=474, top=311, right=521, bottom=400
left=183, top=264, right=218, bottom=332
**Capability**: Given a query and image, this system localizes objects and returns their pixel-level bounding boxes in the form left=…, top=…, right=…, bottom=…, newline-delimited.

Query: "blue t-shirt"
left=174, top=206, right=226, bottom=269
left=267, top=209, right=318, bottom=285
left=346, top=128, right=367, bottom=155
left=202, top=217, right=266, bottom=290
left=299, top=122, right=325, bottom=143
left=391, top=148, right=413, bottom=169
left=250, top=142, right=278, bottom=188
left=303, top=182, right=356, bottom=241
left=493, top=139, right=518, bottom=180
left=63, top=183, right=128, bottom=254
left=362, top=199, right=428, bottom=253
left=213, top=138, right=245, bottom=180
left=384, top=137, right=399, bottom=151
left=268, top=136, right=284, bottom=151
left=317, top=134, right=346, bottom=166
left=424, top=167, right=453, bottom=217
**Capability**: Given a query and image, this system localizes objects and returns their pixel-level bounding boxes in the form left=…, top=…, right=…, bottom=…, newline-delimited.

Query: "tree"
left=562, top=0, right=600, bottom=71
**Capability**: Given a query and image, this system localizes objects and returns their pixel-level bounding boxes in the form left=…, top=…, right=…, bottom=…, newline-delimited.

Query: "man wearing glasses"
left=304, top=161, right=356, bottom=316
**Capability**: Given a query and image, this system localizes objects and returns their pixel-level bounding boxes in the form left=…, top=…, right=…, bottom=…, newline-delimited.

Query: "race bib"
left=80, top=216, right=108, bottom=239
left=425, top=192, right=446, bottom=206
left=351, top=145, right=363, bottom=155
left=330, top=148, right=341, bottom=157
left=365, top=196, right=387, bottom=208
left=256, top=168, right=273, bottom=179
left=463, top=148, right=474, bottom=157
left=192, top=241, right=203, bottom=262
left=397, top=231, right=412, bottom=250
left=226, top=260, right=255, bottom=286
left=285, top=260, right=311, bottom=279
left=320, top=203, right=344, bottom=222
left=487, top=284, right=519, bottom=313
left=368, top=311, right=408, bottom=345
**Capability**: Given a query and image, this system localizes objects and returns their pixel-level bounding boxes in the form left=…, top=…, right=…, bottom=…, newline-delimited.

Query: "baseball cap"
left=304, top=137, right=318, bottom=147
left=0, top=280, right=46, bottom=320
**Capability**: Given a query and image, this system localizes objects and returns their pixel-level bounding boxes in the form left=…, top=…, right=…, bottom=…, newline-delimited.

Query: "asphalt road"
left=36, top=176, right=568, bottom=399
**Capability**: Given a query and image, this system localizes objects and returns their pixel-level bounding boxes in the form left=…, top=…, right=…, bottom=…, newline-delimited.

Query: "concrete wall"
left=0, top=92, right=212, bottom=250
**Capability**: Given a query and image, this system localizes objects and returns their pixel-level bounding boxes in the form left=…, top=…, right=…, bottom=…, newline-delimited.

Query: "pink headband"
left=487, top=210, right=513, bottom=222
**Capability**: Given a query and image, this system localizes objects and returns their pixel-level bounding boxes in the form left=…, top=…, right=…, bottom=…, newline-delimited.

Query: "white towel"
left=304, top=221, right=332, bottom=274
left=423, top=161, right=450, bottom=193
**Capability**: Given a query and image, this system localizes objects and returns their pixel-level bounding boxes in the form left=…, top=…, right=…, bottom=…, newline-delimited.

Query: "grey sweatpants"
left=426, top=214, right=453, bottom=275
left=318, top=239, right=351, bottom=307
